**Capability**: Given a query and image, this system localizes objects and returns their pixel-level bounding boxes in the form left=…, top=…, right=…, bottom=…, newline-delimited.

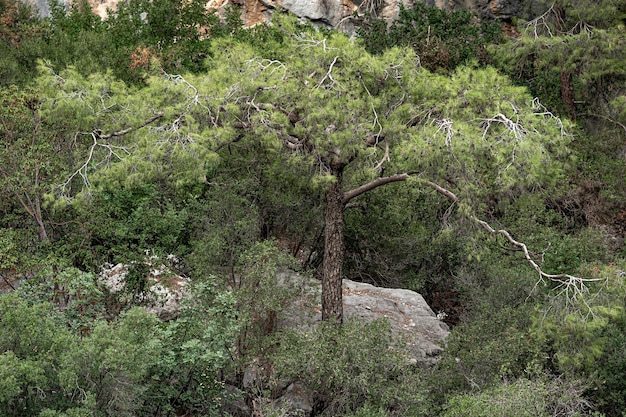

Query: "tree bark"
left=322, top=163, right=346, bottom=323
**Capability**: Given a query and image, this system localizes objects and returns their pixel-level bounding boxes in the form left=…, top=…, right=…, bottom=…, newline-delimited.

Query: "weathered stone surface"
left=275, top=381, right=313, bottom=417
left=344, top=279, right=450, bottom=365
left=30, top=0, right=538, bottom=31
left=99, top=266, right=447, bottom=363
left=276, top=271, right=449, bottom=366
left=99, top=261, right=188, bottom=321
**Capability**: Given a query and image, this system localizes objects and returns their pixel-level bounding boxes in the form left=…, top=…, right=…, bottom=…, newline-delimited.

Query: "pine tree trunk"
left=322, top=163, right=345, bottom=323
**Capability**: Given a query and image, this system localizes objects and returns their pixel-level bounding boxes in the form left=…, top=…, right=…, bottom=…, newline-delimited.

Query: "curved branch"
left=99, top=112, right=164, bottom=139
left=418, top=179, right=604, bottom=292
left=343, top=171, right=418, bottom=203
left=59, top=112, right=164, bottom=197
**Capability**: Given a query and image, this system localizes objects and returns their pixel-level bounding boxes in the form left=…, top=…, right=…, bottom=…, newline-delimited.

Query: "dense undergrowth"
left=1, top=0, right=625, bottom=415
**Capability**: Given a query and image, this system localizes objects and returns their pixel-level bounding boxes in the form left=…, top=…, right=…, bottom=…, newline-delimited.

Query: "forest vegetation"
left=1, top=0, right=625, bottom=415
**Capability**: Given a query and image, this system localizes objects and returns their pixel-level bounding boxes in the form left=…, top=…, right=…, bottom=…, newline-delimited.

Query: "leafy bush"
left=230, top=241, right=299, bottom=361
left=591, top=314, right=626, bottom=416
left=442, top=377, right=593, bottom=417
left=271, top=319, right=426, bottom=416
left=358, top=3, right=502, bottom=72
left=142, top=279, right=239, bottom=416
left=0, top=295, right=67, bottom=416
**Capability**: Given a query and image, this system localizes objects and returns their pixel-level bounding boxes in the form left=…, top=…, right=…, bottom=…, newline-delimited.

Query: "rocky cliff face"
left=34, top=0, right=537, bottom=31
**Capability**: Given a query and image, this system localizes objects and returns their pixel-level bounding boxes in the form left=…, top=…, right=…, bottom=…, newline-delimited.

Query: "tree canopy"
left=1, top=2, right=625, bottom=416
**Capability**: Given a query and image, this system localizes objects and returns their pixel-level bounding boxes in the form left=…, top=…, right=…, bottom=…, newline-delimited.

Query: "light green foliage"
left=33, top=64, right=218, bottom=200
left=490, top=1, right=625, bottom=117
left=161, top=19, right=571, bottom=215
left=396, top=65, right=571, bottom=195
left=0, top=290, right=161, bottom=416
left=531, top=262, right=626, bottom=373
left=271, top=320, right=425, bottom=416
left=144, top=279, right=239, bottom=416
left=488, top=1, right=626, bottom=229
left=231, top=241, right=297, bottom=358
left=58, top=308, right=161, bottom=416
left=29, top=18, right=574, bottom=274
left=442, top=377, right=592, bottom=417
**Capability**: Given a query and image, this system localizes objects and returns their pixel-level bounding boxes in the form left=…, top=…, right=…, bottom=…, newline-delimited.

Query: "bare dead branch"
left=246, top=57, right=287, bottom=80
left=524, top=3, right=559, bottom=38
left=316, top=56, right=340, bottom=89
left=99, top=112, right=163, bottom=139
left=418, top=179, right=606, bottom=300
left=283, top=134, right=304, bottom=151
left=59, top=113, right=164, bottom=197
left=372, top=141, right=390, bottom=171
left=434, top=118, right=454, bottom=146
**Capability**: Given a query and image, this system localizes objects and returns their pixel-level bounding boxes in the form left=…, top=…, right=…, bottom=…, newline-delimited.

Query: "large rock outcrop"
left=99, top=265, right=449, bottom=365
left=100, top=261, right=188, bottom=321
left=277, top=271, right=449, bottom=366
left=31, top=0, right=537, bottom=31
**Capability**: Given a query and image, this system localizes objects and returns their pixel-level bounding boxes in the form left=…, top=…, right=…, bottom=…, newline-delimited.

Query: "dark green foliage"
left=0, top=0, right=45, bottom=85
left=344, top=181, right=464, bottom=290
left=0, top=0, right=229, bottom=85
left=75, top=185, right=191, bottom=269
left=591, top=315, right=626, bottom=416
left=358, top=3, right=502, bottom=72
left=230, top=241, right=298, bottom=360
left=0, top=0, right=121, bottom=86
left=141, top=280, right=239, bottom=417
left=0, top=294, right=73, bottom=416
left=105, top=0, right=219, bottom=78
left=0, top=275, right=238, bottom=417
left=271, top=319, right=426, bottom=416
left=430, top=304, right=545, bottom=399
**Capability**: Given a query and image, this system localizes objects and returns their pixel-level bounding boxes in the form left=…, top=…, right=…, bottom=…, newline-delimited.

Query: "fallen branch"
left=316, top=56, right=339, bottom=89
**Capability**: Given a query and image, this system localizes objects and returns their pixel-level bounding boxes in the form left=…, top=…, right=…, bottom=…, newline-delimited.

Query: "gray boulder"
left=99, top=261, right=188, bottom=321
left=277, top=271, right=449, bottom=366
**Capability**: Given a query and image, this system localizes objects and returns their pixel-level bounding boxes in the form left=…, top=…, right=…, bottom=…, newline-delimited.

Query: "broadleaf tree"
left=53, top=16, right=577, bottom=323
left=0, top=86, right=60, bottom=242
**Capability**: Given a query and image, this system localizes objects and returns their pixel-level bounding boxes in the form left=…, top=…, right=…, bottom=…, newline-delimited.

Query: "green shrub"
left=358, top=3, right=502, bottom=72
left=442, top=377, right=593, bottom=417
left=271, top=319, right=426, bottom=416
